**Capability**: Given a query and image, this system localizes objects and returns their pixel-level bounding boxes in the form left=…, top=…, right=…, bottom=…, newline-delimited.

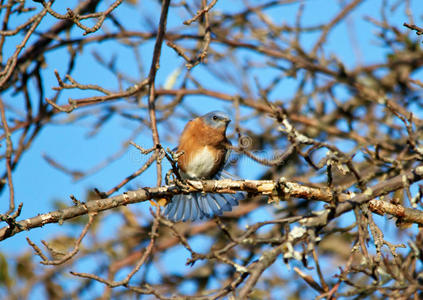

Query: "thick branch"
left=1, top=168, right=423, bottom=241
left=302, top=166, right=423, bottom=227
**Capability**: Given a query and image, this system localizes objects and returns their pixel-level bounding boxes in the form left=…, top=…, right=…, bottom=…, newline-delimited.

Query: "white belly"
left=184, top=146, right=215, bottom=179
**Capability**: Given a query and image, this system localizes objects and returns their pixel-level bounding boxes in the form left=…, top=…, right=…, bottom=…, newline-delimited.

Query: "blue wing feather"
left=164, top=197, right=177, bottom=220
left=195, top=194, right=206, bottom=218
left=224, top=193, right=239, bottom=206
left=182, top=195, right=191, bottom=222
left=213, top=193, right=232, bottom=211
left=175, top=195, right=187, bottom=221
left=205, top=195, right=222, bottom=215
left=190, top=194, right=200, bottom=221
left=199, top=194, right=213, bottom=218
left=164, top=152, right=245, bottom=221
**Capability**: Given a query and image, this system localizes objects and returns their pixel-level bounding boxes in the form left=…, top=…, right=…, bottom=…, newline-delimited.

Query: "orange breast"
left=177, top=118, right=228, bottom=179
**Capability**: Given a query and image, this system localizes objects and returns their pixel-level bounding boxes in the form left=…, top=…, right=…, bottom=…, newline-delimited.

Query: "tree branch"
left=1, top=166, right=423, bottom=241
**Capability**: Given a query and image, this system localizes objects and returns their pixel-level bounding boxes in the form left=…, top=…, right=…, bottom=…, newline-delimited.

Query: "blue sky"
left=0, top=0, right=422, bottom=298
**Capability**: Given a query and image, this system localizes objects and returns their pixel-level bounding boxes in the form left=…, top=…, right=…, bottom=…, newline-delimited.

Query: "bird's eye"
left=212, top=115, right=218, bottom=121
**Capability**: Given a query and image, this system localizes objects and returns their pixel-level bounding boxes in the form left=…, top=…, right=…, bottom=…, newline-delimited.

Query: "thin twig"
left=146, top=0, right=171, bottom=187
left=0, top=98, right=14, bottom=213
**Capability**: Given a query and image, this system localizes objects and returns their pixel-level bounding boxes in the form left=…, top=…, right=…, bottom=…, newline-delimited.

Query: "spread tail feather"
left=164, top=192, right=243, bottom=222
left=164, top=171, right=245, bottom=222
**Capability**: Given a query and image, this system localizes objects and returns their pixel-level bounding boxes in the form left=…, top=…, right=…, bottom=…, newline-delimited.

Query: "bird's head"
left=201, top=111, right=231, bottom=129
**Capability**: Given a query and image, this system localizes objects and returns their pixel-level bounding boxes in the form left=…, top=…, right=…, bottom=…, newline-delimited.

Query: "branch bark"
left=1, top=166, right=423, bottom=241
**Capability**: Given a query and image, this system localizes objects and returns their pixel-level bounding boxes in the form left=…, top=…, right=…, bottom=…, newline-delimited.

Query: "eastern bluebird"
left=164, top=111, right=243, bottom=222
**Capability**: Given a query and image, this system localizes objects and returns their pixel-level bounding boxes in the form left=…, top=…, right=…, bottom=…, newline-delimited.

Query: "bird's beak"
left=224, top=117, right=231, bottom=125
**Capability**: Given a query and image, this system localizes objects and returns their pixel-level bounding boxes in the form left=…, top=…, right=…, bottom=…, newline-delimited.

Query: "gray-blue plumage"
left=201, top=111, right=231, bottom=129
left=164, top=171, right=244, bottom=222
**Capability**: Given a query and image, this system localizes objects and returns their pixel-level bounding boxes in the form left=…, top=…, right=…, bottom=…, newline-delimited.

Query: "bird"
left=164, top=111, right=243, bottom=222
